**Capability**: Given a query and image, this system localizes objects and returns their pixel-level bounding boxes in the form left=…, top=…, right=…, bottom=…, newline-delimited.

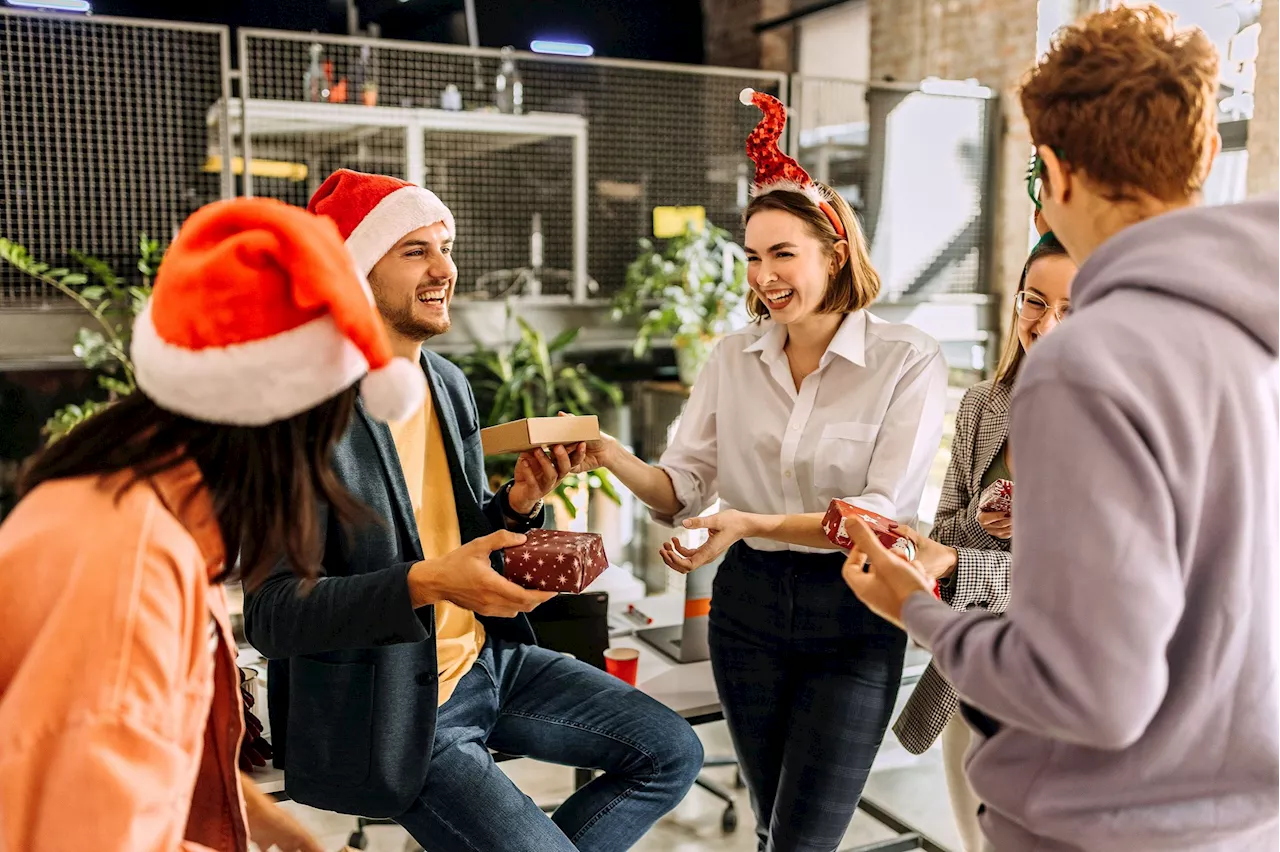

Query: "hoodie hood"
left=1070, top=193, right=1279, bottom=354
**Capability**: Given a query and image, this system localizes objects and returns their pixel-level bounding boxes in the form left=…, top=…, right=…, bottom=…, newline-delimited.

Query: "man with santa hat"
left=244, top=170, right=702, bottom=852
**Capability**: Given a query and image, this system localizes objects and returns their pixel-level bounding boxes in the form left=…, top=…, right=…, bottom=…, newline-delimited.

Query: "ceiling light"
left=530, top=40, right=594, bottom=57
left=6, top=0, right=91, bottom=10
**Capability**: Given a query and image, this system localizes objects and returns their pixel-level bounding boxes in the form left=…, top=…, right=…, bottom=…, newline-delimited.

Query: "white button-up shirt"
left=655, top=310, right=948, bottom=553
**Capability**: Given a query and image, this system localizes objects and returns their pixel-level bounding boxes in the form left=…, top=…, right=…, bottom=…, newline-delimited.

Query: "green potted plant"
left=452, top=317, right=624, bottom=526
left=0, top=235, right=163, bottom=441
left=612, top=221, right=748, bottom=386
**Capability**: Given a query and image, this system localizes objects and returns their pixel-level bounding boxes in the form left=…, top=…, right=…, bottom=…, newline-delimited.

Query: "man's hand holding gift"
left=841, top=516, right=937, bottom=630
left=507, top=442, right=587, bottom=517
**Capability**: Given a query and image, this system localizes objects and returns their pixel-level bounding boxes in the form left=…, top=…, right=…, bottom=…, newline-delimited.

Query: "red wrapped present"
left=822, top=500, right=916, bottom=559
left=978, top=478, right=1013, bottom=514
left=504, top=529, right=608, bottom=593
left=822, top=500, right=941, bottom=599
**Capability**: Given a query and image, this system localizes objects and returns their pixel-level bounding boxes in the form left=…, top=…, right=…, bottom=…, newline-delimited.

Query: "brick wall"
left=1247, top=0, right=1279, bottom=195
left=869, top=0, right=1040, bottom=363
left=701, top=0, right=795, bottom=71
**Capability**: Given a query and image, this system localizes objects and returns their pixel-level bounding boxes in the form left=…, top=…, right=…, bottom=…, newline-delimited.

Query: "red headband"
left=739, top=88, right=847, bottom=239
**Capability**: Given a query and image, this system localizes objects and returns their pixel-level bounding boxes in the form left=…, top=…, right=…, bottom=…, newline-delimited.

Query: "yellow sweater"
left=388, top=398, right=485, bottom=707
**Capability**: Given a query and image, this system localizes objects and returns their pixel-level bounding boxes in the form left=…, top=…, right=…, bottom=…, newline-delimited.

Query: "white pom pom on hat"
left=739, top=87, right=756, bottom=106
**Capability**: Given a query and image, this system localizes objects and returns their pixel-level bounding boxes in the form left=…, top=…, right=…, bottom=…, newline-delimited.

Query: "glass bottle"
left=495, top=46, right=523, bottom=115
left=304, top=42, right=331, bottom=103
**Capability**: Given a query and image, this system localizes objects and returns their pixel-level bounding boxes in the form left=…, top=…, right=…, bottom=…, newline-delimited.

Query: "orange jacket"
left=0, top=460, right=248, bottom=851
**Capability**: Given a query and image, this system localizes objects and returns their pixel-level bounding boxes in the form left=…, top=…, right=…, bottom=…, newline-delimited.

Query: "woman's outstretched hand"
left=659, top=509, right=755, bottom=574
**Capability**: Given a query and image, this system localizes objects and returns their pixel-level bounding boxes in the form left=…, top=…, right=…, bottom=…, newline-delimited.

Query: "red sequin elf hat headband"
left=738, top=88, right=846, bottom=238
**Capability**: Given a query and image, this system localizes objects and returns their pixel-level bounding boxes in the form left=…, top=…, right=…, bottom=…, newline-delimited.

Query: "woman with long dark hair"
left=0, top=198, right=425, bottom=851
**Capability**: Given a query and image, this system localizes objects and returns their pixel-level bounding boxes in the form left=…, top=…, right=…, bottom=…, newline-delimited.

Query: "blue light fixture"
left=6, top=0, right=91, bottom=9
left=530, top=39, right=594, bottom=58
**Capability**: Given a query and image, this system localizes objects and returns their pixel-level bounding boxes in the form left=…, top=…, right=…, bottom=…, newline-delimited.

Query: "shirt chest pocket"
left=813, top=422, right=880, bottom=493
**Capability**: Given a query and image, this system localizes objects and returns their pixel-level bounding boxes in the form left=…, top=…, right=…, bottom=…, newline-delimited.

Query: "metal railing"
left=0, top=9, right=996, bottom=313
left=0, top=9, right=231, bottom=310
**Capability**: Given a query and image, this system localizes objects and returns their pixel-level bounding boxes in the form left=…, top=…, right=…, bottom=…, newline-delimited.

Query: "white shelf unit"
left=207, top=98, right=590, bottom=300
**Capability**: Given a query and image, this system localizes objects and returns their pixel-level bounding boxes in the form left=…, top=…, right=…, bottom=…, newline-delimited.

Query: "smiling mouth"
left=761, top=288, right=794, bottom=310
left=417, top=288, right=448, bottom=306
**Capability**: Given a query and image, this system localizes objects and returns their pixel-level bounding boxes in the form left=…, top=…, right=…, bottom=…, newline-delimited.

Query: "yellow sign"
left=201, top=155, right=308, bottom=182
left=652, top=205, right=706, bottom=238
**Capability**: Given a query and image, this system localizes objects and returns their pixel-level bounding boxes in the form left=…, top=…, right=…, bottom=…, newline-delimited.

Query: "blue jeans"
left=395, top=637, right=704, bottom=852
left=710, top=544, right=906, bottom=852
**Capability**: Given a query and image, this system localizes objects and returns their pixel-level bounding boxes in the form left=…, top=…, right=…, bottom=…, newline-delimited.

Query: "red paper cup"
left=604, top=647, right=640, bottom=686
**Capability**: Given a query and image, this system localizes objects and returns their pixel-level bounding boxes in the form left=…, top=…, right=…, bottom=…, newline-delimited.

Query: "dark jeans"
left=710, top=543, right=906, bottom=852
left=395, top=637, right=703, bottom=852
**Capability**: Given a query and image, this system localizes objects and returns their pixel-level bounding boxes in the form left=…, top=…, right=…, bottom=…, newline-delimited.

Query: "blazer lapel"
left=355, top=397, right=424, bottom=561
left=420, top=353, right=489, bottom=536
left=969, top=381, right=1013, bottom=494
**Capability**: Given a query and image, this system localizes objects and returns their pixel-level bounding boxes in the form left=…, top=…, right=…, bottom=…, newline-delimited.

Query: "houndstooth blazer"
left=893, top=379, right=1013, bottom=755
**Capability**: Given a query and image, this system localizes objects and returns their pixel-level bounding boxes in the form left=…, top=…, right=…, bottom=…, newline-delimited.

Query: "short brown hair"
left=1021, top=5, right=1219, bottom=203
left=743, top=186, right=881, bottom=320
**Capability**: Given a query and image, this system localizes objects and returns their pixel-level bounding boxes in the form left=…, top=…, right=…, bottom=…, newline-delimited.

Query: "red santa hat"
left=307, top=169, right=456, bottom=274
left=739, top=88, right=846, bottom=238
left=131, top=197, right=426, bottom=426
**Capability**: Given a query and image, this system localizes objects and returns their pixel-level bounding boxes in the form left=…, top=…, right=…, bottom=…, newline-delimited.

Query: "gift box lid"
left=480, top=415, right=600, bottom=456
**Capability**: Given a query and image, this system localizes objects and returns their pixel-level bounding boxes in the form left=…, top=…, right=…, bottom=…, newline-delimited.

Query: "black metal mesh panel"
left=0, top=11, right=228, bottom=308
left=241, top=33, right=786, bottom=300
left=792, top=77, right=995, bottom=300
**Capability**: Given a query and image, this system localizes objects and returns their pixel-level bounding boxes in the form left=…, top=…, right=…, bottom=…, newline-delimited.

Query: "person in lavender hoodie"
left=841, top=6, right=1279, bottom=852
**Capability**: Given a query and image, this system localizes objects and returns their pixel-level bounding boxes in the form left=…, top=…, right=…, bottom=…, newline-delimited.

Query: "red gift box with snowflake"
left=503, top=529, right=609, bottom=593
left=978, top=478, right=1013, bottom=515
left=822, top=500, right=941, bottom=599
left=821, top=500, right=915, bottom=558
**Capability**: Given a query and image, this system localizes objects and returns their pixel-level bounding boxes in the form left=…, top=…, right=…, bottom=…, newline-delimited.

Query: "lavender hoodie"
left=904, top=195, right=1280, bottom=852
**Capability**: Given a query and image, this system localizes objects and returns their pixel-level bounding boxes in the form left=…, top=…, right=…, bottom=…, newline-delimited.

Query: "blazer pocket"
left=815, top=422, right=880, bottom=492
left=287, top=657, right=375, bottom=785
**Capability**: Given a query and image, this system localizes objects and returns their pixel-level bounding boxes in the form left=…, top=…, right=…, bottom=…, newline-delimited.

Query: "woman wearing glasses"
left=889, top=231, right=1074, bottom=851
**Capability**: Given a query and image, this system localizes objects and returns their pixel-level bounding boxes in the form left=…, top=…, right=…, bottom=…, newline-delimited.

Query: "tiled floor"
left=268, top=685, right=961, bottom=852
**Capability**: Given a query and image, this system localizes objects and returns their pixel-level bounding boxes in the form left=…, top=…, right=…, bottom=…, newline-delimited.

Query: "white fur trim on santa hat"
left=361, top=356, right=427, bottom=422
left=751, top=178, right=826, bottom=206
left=133, top=304, right=371, bottom=426
left=345, top=185, right=456, bottom=275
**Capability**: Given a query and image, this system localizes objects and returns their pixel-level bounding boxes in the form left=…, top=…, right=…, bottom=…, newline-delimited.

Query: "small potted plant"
left=613, top=221, right=748, bottom=386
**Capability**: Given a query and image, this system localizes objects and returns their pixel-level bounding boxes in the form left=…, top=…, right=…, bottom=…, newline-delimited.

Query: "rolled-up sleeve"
left=651, top=346, right=724, bottom=526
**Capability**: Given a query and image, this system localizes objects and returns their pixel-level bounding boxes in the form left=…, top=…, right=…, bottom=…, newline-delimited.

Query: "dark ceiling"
left=88, top=0, right=704, bottom=64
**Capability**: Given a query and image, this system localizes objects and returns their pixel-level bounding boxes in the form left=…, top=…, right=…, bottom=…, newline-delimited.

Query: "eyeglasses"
left=1026, top=147, right=1068, bottom=212
left=1016, top=291, right=1070, bottom=322
left=1026, top=152, right=1046, bottom=211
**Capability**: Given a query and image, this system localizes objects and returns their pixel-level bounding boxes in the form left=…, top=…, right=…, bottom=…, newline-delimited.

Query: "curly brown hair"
left=1020, top=5, right=1220, bottom=203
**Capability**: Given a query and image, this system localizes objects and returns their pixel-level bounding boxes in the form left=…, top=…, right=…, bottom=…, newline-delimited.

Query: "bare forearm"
left=743, top=512, right=833, bottom=549
left=603, top=441, right=683, bottom=518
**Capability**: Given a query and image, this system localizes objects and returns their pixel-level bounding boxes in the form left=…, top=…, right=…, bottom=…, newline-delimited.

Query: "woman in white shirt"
left=572, top=89, right=947, bottom=852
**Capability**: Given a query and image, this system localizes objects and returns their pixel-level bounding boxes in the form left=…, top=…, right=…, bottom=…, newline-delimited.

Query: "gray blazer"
left=893, top=379, right=1013, bottom=754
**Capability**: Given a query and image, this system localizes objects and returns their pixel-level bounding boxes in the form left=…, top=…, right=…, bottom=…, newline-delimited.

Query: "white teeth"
left=765, top=289, right=793, bottom=303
